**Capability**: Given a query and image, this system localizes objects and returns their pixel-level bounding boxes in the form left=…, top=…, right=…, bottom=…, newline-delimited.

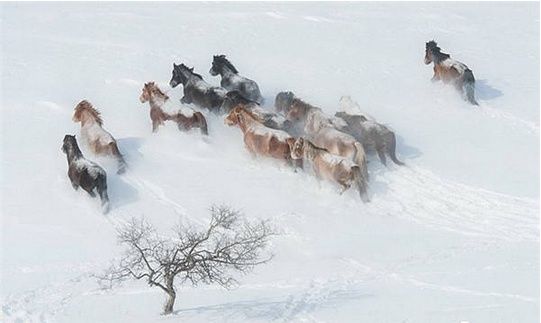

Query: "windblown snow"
left=1, top=2, right=539, bottom=323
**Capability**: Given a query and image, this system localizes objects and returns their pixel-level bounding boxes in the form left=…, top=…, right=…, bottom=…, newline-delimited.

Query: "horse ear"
left=173, top=63, right=178, bottom=68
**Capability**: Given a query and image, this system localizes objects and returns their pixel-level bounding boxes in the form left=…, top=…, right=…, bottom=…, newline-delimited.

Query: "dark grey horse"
left=61, top=135, right=110, bottom=213
left=170, top=63, right=227, bottom=113
left=209, top=55, right=264, bottom=104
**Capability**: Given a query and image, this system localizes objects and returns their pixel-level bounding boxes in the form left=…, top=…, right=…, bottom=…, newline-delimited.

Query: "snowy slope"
left=1, top=2, right=539, bottom=323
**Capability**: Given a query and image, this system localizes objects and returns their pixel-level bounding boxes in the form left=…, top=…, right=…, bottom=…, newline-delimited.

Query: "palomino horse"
left=225, top=105, right=298, bottom=168
left=73, top=100, right=127, bottom=174
left=139, top=82, right=208, bottom=135
left=209, top=55, right=264, bottom=104
left=287, top=137, right=369, bottom=202
left=278, top=93, right=369, bottom=181
left=62, top=135, right=110, bottom=213
left=169, top=63, right=227, bottom=113
left=424, top=40, right=478, bottom=105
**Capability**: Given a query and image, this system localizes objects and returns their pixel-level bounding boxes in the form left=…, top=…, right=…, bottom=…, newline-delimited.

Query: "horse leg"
left=431, top=66, right=440, bottom=82
left=152, top=120, right=159, bottom=133
left=82, top=185, right=96, bottom=197
left=97, top=174, right=110, bottom=214
left=109, top=143, right=127, bottom=174
left=338, top=183, right=349, bottom=195
left=376, top=146, right=387, bottom=166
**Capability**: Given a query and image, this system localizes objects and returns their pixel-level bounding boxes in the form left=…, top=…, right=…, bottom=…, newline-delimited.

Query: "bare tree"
left=98, top=205, right=274, bottom=315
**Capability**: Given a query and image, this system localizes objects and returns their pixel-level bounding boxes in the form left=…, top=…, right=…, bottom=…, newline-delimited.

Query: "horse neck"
left=66, top=145, right=83, bottom=164
left=79, top=111, right=99, bottom=127
left=237, top=112, right=257, bottom=133
left=303, top=141, right=318, bottom=161
left=218, top=64, right=236, bottom=78
left=149, top=95, right=167, bottom=111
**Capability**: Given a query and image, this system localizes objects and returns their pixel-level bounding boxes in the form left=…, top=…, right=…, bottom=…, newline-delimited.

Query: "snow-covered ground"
left=1, top=2, right=539, bottom=322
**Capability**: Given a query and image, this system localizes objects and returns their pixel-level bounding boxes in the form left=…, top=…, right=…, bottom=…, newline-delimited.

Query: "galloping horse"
left=209, top=55, right=264, bottom=104
left=169, top=63, right=227, bottom=113
left=62, top=135, right=110, bottom=213
left=280, top=94, right=369, bottom=183
left=225, top=105, right=298, bottom=168
left=424, top=40, right=478, bottom=105
left=287, top=137, right=369, bottom=202
left=140, top=82, right=208, bottom=135
left=334, top=111, right=404, bottom=166
left=73, top=100, right=127, bottom=174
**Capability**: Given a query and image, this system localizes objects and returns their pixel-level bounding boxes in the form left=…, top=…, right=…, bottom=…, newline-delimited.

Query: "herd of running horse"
left=61, top=41, right=479, bottom=213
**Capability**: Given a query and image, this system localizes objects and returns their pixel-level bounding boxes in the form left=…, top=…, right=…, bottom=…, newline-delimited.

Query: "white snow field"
left=1, top=2, right=539, bottom=323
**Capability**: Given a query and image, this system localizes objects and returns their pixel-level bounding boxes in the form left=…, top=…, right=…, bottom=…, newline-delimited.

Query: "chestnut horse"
left=287, top=137, right=369, bottom=202
left=139, top=82, right=208, bottom=135
left=424, top=40, right=478, bottom=105
left=73, top=100, right=127, bottom=174
left=225, top=105, right=298, bottom=168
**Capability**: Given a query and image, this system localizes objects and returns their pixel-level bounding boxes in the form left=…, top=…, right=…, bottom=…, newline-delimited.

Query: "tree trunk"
left=163, top=289, right=176, bottom=315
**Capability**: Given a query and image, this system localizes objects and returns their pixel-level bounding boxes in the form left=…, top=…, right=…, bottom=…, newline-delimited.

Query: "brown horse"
left=424, top=40, right=478, bottom=105
left=287, top=137, right=369, bottom=202
left=139, top=82, right=208, bottom=135
left=73, top=100, right=127, bottom=174
left=225, top=105, right=298, bottom=168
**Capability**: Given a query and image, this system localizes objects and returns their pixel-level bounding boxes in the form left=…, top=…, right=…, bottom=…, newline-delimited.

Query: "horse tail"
left=194, top=112, right=208, bottom=135
left=110, top=142, right=127, bottom=174
left=97, top=173, right=110, bottom=214
left=463, top=69, right=479, bottom=106
left=387, top=132, right=405, bottom=166
left=352, top=165, right=369, bottom=203
left=353, top=142, right=369, bottom=182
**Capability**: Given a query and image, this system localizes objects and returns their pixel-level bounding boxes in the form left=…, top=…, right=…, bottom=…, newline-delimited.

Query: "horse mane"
left=235, top=105, right=259, bottom=121
left=426, top=40, right=450, bottom=62
left=304, top=139, right=330, bottom=154
left=179, top=63, right=203, bottom=79
left=214, top=55, right=239, bottom=74
left=292, top=97, right=320, bottom=113
left=75, top=100, right=103, bottom=125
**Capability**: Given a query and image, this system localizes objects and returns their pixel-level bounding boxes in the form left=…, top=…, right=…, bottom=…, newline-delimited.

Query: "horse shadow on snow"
left=475, top=79, right=503, bottom=101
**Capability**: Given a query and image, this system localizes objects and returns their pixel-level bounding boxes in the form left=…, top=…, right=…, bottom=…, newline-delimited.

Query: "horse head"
left=141, top=82, right=169, bottom=104
left=170, top=63, right=200, bottom=88
left=424, top=40, right=439, bottom=65
left=288, top=137, right=305, bottom=160
left=224, top=105, right=252, bottom=127
left=274, top=91, right=295, bottom=113
left=61, top=134, right=82, bottom=161
left=73, top=100, right=103, bottom=125
left=210, top=55, right=238, bottom=76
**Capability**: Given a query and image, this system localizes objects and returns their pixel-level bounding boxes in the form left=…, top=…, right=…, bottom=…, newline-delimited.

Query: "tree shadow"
left=476, top=79, right=503, bottom=101
left=173, top=288, right=373, bottom=321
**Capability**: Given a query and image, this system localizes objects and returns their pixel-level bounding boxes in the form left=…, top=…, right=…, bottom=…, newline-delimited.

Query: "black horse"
left=61, top=134, right=110, bottom=213
left=170, top=63, right=227, bottom=113
left=209, top=55, right=264, bottom=104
